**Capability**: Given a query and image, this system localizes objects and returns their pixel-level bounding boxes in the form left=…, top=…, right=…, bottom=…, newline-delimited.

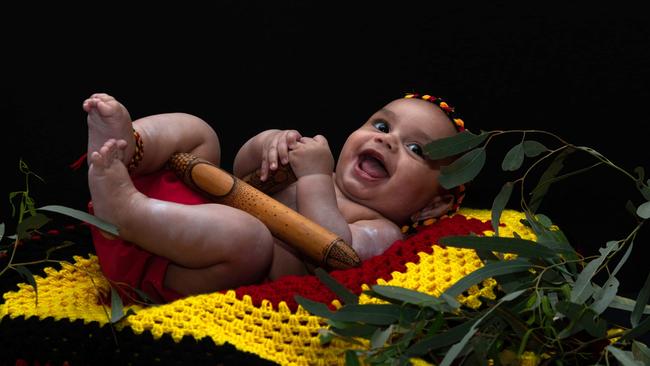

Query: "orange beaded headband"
left=404, top=93, right=466, bottom=132
left=401, top=92, right=467, bottom=232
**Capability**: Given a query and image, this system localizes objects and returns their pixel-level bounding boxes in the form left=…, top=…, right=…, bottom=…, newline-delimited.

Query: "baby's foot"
left=84, top=93, right=135, bottom=166
left=88, top=138, right=143, bottom=234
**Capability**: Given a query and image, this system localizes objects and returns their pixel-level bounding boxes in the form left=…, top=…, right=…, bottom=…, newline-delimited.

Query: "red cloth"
left=89, top=169, right=493, bottom=309
left=89, top=170, right=207, bottom=303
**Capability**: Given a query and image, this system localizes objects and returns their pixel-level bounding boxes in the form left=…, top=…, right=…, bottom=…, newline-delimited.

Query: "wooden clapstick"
left=167, top=153, right=361, bottom=270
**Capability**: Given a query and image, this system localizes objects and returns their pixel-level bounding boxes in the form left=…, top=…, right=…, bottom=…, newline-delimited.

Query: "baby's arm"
left=348, top=219, right=403, bottom=260
left=233, top=129, right=302, bottom=180
left=291, top=135, right=354, bottom=244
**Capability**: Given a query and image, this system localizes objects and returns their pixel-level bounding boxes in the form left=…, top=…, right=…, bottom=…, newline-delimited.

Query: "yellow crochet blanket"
left=0, top=208, right=535, bottom=365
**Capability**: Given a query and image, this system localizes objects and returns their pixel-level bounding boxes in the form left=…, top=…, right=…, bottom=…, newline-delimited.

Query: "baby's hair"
left=404, top=93, right=466, bottom=132
left=401, top=92, right=467, bottom=235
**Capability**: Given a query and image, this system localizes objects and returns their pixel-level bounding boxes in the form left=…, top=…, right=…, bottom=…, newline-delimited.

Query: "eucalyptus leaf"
left=345, top=350, right=361, bottom=366
left=501, top=143, right=525, bottom=171
left=424, top=130, right=489, bottom=159
left=406, top=317, right=479, bottom=356
left=370, top=325, right=394, bottom=349
left=609, top=294, right=650, bottom=314
left=529, top=147, right=574, bottom=213
left=439, top=148, right=486, bottom=189
left=640, top=184, right=650, bottom=201
left=571, top=241, right=618, bottom=304
left=627, top=200, right=639, bottom=218
left=622, top=314, right=650, bottom=342
left=295, top=295, right=334, bottom=318
left=439, top=235, right=561, bottom=259
left=14, top=265, right=38, bottom=305
left=332, top=304, right=417, bottom=325
left=370, top=285, right=456, bottom=311
left=16, top=213, right=51, bottom=240
left=439, top=289, right=526, bottom=366
left=632, top=341, right=650, bottom=364
left=523, top=140, right=549, bottom=157
left=38, top=205, right=119, bottom=237
left=331, top=323, right=378, bottom=338
left=491, top=182, right=514, bottom=236
left=591, top=277, right=619, bottom=315
left=110, top=286, right=126, bottom=323
left=0, top=223, right=4, bottom=241
left=637, top=201, right=650, bottom=219
left=443, top=259, right=532, bottom=298
left=632, top=270, right=650, bottom=327
left=606, top=346, right=645, bottom=366
left=315, top=268, right=359, bottom=305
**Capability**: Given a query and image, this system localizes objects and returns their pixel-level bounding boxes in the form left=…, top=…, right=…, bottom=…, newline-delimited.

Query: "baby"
left=85, top=92, right=464, bottom=302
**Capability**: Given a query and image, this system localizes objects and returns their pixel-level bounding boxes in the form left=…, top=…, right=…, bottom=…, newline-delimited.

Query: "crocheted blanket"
left=0, top=208, right=535, bottom=365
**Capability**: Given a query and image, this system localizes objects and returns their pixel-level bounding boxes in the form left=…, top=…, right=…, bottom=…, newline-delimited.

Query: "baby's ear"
left=410, top=194, right=456, bottom=223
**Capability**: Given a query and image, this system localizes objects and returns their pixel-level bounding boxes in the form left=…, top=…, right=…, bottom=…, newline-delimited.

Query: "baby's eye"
left=406, top=143, right=424, bottom=157
left=372, top=120, right=390, bottom=133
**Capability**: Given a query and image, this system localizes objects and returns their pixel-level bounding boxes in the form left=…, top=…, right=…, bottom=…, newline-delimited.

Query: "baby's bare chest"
left=271, top=183, right=381, bottom=223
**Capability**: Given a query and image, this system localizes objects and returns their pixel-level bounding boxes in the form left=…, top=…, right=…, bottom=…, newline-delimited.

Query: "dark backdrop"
left=2, top=6, right=649, bottom=294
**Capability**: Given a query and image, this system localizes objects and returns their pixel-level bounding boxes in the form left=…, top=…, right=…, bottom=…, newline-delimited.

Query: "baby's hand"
left=289, top=135, right=335, bottom=178
left=261, top=129, right=302, bottom=181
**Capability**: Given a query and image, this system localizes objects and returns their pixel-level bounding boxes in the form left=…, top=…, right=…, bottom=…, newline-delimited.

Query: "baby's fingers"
left=286, top=130, right=302, bottom=149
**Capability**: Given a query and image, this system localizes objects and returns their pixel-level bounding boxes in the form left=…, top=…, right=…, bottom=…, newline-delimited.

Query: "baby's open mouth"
left=358, top=153, right=389, bottom=178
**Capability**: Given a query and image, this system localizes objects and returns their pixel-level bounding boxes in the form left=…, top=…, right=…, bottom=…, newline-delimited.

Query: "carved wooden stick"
left=167, top=153, right=361, bottom=270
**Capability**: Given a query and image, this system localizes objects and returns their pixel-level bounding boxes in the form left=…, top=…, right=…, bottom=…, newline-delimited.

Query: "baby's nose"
left=375, top=135, right=395, bottom=150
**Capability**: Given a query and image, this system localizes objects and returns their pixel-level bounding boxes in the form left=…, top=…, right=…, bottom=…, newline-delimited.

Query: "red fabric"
left=89, top=170, right=206, bottom=303
left=89, top=169, right=492, bottom=309
left=235, top=214, right=491, bottom=311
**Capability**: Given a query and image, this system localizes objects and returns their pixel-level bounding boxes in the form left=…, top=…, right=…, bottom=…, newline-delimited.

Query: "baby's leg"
left=88, top=139, right=273, bottom=292
left=84, top=93, right=221, bottom=175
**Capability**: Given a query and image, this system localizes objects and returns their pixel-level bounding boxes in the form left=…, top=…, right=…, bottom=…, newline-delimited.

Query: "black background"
left=2, top=5, right=649, bottom=295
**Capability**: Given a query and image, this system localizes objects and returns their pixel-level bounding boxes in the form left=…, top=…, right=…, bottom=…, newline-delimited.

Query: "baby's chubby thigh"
left=164, top=205, right=276, bottom=294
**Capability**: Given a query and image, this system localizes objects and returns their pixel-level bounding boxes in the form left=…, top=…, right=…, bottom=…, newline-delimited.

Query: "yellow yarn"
left=0, top=208, right=535, bottom=366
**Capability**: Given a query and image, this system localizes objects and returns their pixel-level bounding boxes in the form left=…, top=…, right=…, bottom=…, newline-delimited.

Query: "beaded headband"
left=401, top=92, right=467, bottom=234
left=404, top=93, right=466, bottom=132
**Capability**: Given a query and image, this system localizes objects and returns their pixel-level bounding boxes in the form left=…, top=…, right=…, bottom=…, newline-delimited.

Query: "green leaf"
left=607, top=346, right=645, bottom=366
left=110, top=286, right=126, bottom=323
left=439, top=289, right=526, bottom=366
left=331, top=304, right=416, bottom=325
left=632, top=270, right=650, bottom=327
left=0, top=223, right=4, bottom=241
left=529, top=147, right=574, bottom=213
left=370, top=325, right=393, bottom=349
left=314, top=268, right=359, bottom=305
left=369, top=285, right=458, bottom=311
left=439, top=235, right=561, bottom=259
left=39, top=205, right=118, bottom=237
left=439, top=148, right=486, bottom=189
left=443, top=259, right=532, bottom=298
left=523, top=140, right=549, bottom=157
left=295, top=295, right=334, bottom=318
left=632, top=341, right=650, bottom=364
left=407, top=318, right=479, bottom=356
left=637, top=201, right=650, bottom=219
left=16, top=213, right=51, bottom=240
left=622, top=314, right=650, bottom=342
left=424, top=130, right=489, bottom=159
left=571, top=241, right=618, bottom=304
left=609, top=295, right=650, bottom=314
left=591, top=277, right=619, bottom=315
left=491, top=182, right=514, bottom=236
left=14, top=265, right=38, bottom=305
left=330, top=323, right=378, bottom=338
left=345, top=350, right=361, bottom=366
left=501, top=143, right=525, bottom=171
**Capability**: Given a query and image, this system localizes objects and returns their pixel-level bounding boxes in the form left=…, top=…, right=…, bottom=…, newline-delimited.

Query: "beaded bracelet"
left=127, top=129, right=144, bottom=172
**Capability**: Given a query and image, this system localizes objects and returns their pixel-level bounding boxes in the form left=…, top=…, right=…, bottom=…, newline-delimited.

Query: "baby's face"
left=335, top=98, right=458, bottom=224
